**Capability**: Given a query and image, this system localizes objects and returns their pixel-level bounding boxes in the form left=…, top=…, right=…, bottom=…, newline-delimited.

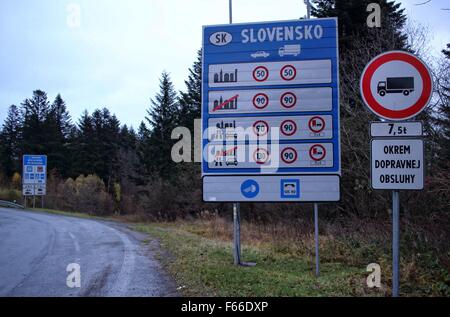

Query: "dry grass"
left=156, top=211, right=449, bottom=297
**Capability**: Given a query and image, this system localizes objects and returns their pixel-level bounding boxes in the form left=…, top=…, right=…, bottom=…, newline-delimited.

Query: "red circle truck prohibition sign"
left=309, top=144, right=326, bottom=161
left=253, top=66, right=269, bottom=82
left=308, top=116, right=326, bottom=133
left=360, top=51, right=433, bottom=121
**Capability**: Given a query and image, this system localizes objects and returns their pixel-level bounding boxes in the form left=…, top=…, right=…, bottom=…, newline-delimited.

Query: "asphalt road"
left=0, top=208, right=178, bottom=297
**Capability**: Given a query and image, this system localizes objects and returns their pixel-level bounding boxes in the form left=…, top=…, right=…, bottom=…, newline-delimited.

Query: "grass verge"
left=133, top=222, right=384, bottom=297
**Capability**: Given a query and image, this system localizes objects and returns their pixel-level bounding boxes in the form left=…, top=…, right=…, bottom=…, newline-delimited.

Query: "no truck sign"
left=360, top=51, right=433, bottom=121
left=360, top=50, right=432, bottom=297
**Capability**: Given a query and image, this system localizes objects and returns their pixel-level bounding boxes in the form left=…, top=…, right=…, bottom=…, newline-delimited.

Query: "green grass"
left=28, top=208, right=117, bottom=222
left=133, top=223, right=382, bottom=297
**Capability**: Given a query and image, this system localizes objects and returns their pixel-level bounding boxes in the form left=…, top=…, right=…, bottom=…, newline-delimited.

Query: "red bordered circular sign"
left=253, top=93, right=269, bottom=109
left=309, top=144, right=326, bottom=162
left=280, top=120, right=297, bottom=136
left=281, top=147, right=297, bottom=164
left=253, top=148, right=269, bottom=165
left=308, top=116, right=326, bottom=134
left=280, top=92, right=297, bottom=108
left=253, top=120, right=269, bottom=137
left=253, top=66, right=269, bottom=82
left=360, top=51, right=433, bottom=121
left=280, top=65, right=297, bottom=81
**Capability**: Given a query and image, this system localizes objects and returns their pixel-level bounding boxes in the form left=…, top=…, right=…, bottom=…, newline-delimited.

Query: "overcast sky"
left=0, top=0, right=449, bottom=128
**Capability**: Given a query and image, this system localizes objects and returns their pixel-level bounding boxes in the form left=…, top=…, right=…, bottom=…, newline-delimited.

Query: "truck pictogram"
left=377, top=77, right=415, bottom=97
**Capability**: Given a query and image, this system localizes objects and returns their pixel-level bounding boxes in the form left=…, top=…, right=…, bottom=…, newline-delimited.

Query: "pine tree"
left=144, top=72, right=179, bottom=180
left=49, top=94, right=72, bottom=138
left=133, top=121, right=152, bottom=185
left=46, top=94, right=73, bottom=176
left=21, top=90, right=51, bottom=155
left=312, top=0, right=407, bottom=50
left=0, top=105, right=22, bottom=176
left=72, top=110, right=97, bottom=177
left=178, top=49, right=202, bottom=131
left=74, top=108, right=122, bottom=188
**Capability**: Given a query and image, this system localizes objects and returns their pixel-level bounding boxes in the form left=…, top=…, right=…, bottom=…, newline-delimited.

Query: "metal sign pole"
left=33, top=193, right=36, bottom=209
left=228, top=0, right=242, bottom=266
left=392, top=190, right=400, bottom=297
left=304, top=0, right=312, bottom=19
left=304, top=0, right=321, bottom=278
left=233, top=203, right=241, bottom=265
left=314, top=203, right=320, bottom=277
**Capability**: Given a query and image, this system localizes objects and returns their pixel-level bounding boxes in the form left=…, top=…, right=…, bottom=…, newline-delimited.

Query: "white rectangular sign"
left=207, top=143, right=334, bottom=170
left=35, top=184, right=46, bottom=196
left=22, top=184, right=35, bottom=196
left=371, top=139, right=424, bottom=190
left=371, top=121, right=423, bottom=138
left=207, top=115, right=333, bottom=142
left=203, top=175, right=340, bottom=202
left=208, top=60, right=332, bottom=88
left=208, top=87, right=332, bottom=114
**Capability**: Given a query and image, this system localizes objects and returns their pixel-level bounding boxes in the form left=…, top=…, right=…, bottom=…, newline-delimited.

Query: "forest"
left=0, top=0, right=449, bottom=295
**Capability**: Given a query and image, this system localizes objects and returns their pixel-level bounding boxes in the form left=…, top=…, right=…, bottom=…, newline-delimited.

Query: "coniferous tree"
left=21, top=90, right=51, bottom=155
left=46, top=94, right=73, bottom=176
left=312, top=0, right=407, bottom=50
left=144, top=71, right=179, bottom=180
left=0, top=105, right=23, bottom=176
left=72, top=110, right=97, bottom=177
left=74, top=108, right=122, bottom=188
left=178, top=49, right=202, bottom=131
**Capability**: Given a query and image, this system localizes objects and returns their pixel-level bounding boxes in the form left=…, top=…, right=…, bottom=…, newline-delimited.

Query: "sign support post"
left=392, top=190, right=400, bottom=297
left=314, top=203, right=320, bottom=277
left=233, top=202, right=241, bottom=265
left=305, top=0, right=321, bottom=278
left=228, top=0, right=242, bottom=267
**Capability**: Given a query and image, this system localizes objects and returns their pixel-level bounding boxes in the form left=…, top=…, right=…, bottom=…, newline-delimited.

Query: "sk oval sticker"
left=209, top=32, right=233, bottom=46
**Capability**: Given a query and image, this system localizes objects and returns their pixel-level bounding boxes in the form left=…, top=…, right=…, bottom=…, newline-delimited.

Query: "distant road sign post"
left=22, top=155, right=47, bottom=208
left=202, top=18, right=341, bottom=203
left=360, top=50, right=432, bottom=297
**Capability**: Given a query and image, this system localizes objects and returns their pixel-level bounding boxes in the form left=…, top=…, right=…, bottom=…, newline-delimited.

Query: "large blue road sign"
left=202, top=18, right=340, bottom=202
left=23, top=155, right=47, bottom=185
